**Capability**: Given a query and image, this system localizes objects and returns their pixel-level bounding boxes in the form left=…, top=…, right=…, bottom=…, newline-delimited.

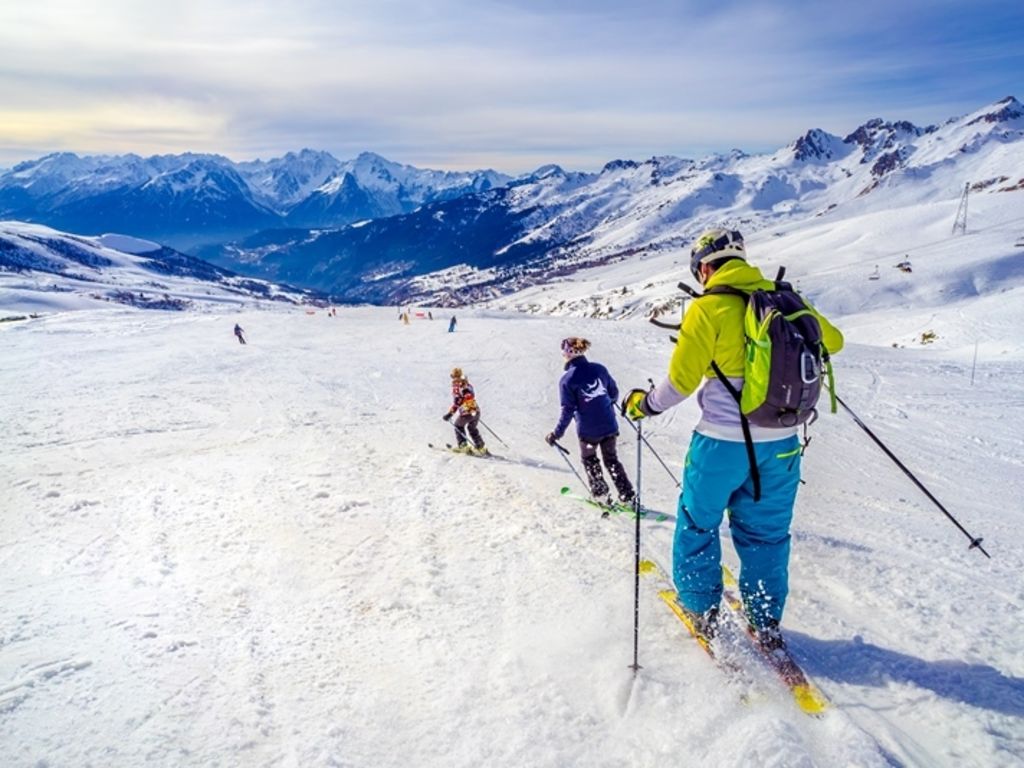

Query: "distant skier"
left=545, top=337, right=634, bottom=504
left=442, top=367, right=488, bottom=455
left=233, top=323, right=246, bottom=345
left=448, top=316, right=457, bottom=333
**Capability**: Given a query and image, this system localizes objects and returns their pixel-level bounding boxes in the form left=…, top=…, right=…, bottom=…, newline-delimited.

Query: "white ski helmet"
left=689, top=228, right=746, bottom=281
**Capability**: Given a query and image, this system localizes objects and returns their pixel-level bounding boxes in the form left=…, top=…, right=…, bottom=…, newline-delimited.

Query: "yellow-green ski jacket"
left=646, top=260, right=844, bottom=442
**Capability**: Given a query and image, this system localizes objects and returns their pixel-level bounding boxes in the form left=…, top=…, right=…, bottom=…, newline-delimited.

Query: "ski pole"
left=620, top=417, right=681, bottom=489
left=629, top=419, right=644, bottom=674
left=479, top=418, right=510, bottom=448
left=836, top=394, right=990, bottom=559
left=551, top=440, right=588, bottom=492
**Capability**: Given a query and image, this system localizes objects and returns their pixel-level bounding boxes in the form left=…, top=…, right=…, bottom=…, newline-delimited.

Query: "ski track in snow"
left=1, top=307, right=1022, bottom=767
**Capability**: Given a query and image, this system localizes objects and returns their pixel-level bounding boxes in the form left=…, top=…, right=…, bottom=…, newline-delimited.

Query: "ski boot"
left=751, top=619, right=786, bottom=653
left=688, top=605, right=720, bottom=641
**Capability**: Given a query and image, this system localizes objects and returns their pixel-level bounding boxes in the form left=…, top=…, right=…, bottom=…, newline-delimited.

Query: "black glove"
left=545, top=432, right=557, bottom=446
left=442, top=412, right=452, bottom=422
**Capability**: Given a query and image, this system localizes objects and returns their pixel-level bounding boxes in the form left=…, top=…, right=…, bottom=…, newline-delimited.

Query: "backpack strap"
left=662, top=281, right=769, bottom=501
left=823, top=350, right=838, bottom=414
left=709, top=360, right=762, bottom=502
left=702, top=285, right=760, bottom=500
left=701, top=284, right=749, bottom=300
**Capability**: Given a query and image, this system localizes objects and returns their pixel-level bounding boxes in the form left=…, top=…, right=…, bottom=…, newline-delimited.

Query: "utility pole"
left=952, top=182, right=969, bottom=235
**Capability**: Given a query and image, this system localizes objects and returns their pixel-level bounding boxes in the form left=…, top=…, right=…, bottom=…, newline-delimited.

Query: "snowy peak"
left=282, top=153, right=513, bottom=228
left=339, top=151, right=510, bottom=197
left=317, top=171, right=359, bottom=197
left=843, top=118, right=932, bottom=160
left=336, top=152, right=408, bottom=195
left=601, top=159, right=640, bottom=174
left=791, top=129, right=848, bottom=162
left=838, top=118, right=938, bottom=180
left=142, top=160, right=249, bottom=201
left=529, top=164, right=566, bottom=180
left=965, top=95, right=1024, bottom=127
left=4, top=152, right=139, bottom=200
left=287, top=171, right=382, bottom=228
left=237, top=149, right=342, bottom=209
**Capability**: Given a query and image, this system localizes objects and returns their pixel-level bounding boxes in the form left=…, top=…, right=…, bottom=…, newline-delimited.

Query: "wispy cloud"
left=0, top=0, right=1021, bottom=172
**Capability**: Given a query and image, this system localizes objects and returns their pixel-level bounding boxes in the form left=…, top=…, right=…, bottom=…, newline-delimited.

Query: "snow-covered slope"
left=0, top=221, right=320, bottom=314
left=1, top=295, right=1020, bottom=766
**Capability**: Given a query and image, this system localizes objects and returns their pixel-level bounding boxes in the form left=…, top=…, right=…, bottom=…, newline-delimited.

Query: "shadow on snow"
left=791, top=632, right=1024, bottom=717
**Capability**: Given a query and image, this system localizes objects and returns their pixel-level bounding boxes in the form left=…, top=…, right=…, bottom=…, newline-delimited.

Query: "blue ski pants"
left=673, top=432, right=802, bottom=629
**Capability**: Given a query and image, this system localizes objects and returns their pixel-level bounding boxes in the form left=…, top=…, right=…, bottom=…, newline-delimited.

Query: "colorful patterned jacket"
left=448, top=378, right=480, bottom=416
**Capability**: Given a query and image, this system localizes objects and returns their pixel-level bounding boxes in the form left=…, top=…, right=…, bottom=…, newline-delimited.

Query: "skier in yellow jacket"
left=623, top=228, right=843, bottom=651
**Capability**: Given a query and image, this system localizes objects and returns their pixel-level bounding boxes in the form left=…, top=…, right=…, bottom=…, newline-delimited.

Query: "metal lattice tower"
left=952, top=182, right=969, bottom=235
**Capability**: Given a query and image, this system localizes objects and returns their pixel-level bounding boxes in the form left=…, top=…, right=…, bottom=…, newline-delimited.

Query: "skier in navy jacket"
left=546, top=337, right=634, bottom=503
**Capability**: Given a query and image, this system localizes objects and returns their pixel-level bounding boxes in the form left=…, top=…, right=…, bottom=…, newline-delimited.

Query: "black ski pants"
left=579, top=433, right=634, bottom=501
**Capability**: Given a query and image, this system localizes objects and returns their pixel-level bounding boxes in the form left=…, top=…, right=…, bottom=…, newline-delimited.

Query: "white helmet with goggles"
left=689, top=228, right=746, bottom=281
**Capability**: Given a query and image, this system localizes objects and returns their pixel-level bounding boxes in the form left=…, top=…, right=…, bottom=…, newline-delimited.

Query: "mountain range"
left=1, top=96, right=1021, bottom=306
left=0, top=150, right=509, bottom=249
left=196, top=96, right=1023, bottom=305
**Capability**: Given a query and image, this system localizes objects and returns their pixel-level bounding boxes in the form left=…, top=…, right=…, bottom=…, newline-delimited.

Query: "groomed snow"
left=1, top=297, right=1021, bottom=767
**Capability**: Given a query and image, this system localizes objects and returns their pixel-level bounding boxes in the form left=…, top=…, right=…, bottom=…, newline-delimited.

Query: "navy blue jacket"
left=552, top=356, right=620, bottom=441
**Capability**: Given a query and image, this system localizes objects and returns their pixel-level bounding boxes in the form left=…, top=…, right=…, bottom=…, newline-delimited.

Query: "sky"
left=1, top=0, right=1022, bottom=173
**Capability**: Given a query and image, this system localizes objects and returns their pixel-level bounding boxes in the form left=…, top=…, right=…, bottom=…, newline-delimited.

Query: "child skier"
left=545, top=337, right=634, bottom=503
left=443, top=368, right=488, bottom=455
